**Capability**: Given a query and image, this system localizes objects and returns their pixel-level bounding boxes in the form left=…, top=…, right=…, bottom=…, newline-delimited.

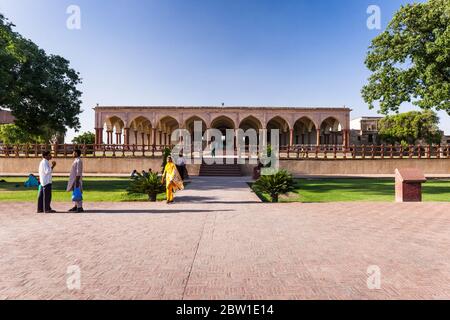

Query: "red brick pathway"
left=1, top=178, right=449, bottom=299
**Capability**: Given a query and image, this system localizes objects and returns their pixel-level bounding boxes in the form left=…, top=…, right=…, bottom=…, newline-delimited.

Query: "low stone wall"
left=281, top=159, right=449, bottom=175
left=0, top=157, right=164, bottom=175
left=1, top=157, right=449, bottom=176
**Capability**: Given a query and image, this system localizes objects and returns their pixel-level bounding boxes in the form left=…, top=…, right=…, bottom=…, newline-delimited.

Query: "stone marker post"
left=395, top=168, right=427, bottom=202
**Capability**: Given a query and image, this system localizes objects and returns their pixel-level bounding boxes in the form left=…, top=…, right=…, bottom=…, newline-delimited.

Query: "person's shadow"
left=85, top=208, right=234, bottom=215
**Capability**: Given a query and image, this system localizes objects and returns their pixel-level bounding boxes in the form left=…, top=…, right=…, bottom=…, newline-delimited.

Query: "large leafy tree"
left=0, top=14, right=82, bottom=142
left=362, top=0, right=450, bottom=115
left=72, top=131, right=95, bottom=144
left=0, top=124, right=44, bottom=144
left=378, top=111, right=442, bottom=145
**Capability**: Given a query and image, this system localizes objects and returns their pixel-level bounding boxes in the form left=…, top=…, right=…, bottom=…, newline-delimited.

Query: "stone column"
left=124, top=128, right=130, bottom=146
left=141, top=132, right=145, bottom=148
left=316, top=129, right=321, bottom=146
left=147, top=133, right=151, bottom=147
left=95, top=128, right=101, bottom=145
left=152, top=128, right=157, bottom=146
left=289, top=129, right=294, bottom=147
left=134, top=131, right=138, bottom=145
left=106, top=130, right=112, bottom=145
left=343, top=129, right=349, bottom=148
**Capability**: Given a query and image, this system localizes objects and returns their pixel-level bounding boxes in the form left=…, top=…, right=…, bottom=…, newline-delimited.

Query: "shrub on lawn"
left=253, top=169, right=295, bottom=203
left=127, top=172, right=165, bottom=202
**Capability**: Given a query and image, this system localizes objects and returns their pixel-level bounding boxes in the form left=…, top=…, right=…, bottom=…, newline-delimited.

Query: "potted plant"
left=252, top=169, right=295, bottom=203
left=127, top=172, right=165, bottom=202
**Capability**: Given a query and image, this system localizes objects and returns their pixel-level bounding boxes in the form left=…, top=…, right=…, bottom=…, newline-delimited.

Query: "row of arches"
left=97, top=115, right=348, bottom=147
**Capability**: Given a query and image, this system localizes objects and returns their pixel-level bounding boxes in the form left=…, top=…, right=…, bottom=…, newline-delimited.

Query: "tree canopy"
left=0, top=14, right=82, bottom=143
left=362, top=0, right=450, bottom=115
left=72, top=131, right=95, bottom=145
left=0, top=124, right=44, bottom=144
left=378, top=110, right=442, bottom=145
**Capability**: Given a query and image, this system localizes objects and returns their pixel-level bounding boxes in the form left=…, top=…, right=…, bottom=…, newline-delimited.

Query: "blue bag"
left=72, top=187, right=83, bottom=202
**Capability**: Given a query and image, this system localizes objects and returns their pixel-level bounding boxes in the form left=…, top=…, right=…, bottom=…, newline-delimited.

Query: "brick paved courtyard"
left=1, top=177, right=450, bottom=300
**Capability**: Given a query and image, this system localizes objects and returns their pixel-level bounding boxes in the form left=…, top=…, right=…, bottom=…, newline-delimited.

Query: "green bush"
left=127, top=172, right=165, bottom=202
left=72, top=132, right=95, bottom=145
left=253, top=170, right=295, bottom=203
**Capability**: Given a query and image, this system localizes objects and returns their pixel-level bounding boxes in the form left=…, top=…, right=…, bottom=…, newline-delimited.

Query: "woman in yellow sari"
left=161, top=156, right=184, bottom=204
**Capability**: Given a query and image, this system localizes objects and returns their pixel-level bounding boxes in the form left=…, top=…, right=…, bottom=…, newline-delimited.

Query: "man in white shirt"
left=38, top=151, right=56, bottom=213
left=176, top=153, right=187, bottom=180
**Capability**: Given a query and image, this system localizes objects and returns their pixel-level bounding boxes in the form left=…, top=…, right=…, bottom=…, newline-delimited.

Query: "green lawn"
left=0, top=177, right=167, bottom=202
left=252, top=178, right=450, bottom=203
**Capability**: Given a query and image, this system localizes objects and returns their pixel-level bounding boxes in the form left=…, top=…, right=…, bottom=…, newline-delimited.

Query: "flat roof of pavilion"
left=95, top=105, right=352, bottom=111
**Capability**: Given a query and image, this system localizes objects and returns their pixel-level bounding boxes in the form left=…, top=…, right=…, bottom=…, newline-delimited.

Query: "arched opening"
left=158, top=116, right=180, bottom=146
left=267, top=116, right=290, bottom=146
left=185, top=116, right=207, bottom=142
left=320, top=117, right=343, bottom=145
left=239, top=116, right=263, bottom=150
left=211, top=116, right=235, bottom=134
left=104, top=116, right=125, bottom=145
left=209, top=115, right=236, bottom=155
left=293, top=117, right=317, bottom=145
left=129, top=116, right=152, bottom=146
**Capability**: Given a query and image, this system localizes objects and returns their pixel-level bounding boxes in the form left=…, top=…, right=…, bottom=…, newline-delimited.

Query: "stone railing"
left=279, top=144, right=450, bottom=159
left=0, top=144, right=449, bottom=159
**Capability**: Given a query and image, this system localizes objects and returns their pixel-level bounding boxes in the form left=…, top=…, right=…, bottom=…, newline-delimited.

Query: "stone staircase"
left=199, top=161, right=242, bottom=177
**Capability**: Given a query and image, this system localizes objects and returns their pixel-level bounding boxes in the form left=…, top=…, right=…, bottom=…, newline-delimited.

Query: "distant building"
left=94, top=106, right=352, bottom=147
left=0, top=108, right=14, bottom=125
left=350, top=116, right=383, bottom=145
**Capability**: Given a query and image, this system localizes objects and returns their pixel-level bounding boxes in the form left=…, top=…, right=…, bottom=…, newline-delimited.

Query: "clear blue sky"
left=1, top=0, right=448, bottom=140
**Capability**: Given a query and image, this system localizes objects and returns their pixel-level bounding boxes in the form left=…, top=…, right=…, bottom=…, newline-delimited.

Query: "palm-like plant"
left=127, top=172, right=165, bottom=202
left=252, top=170, right=295, bottom=203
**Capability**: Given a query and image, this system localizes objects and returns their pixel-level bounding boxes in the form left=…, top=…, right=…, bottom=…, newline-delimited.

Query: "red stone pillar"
left=316, top=129, right=321, bottom=146
left=147, top=133, right=151, bottom=147
left=95, top=128, right=100, bottom=145
left=289, top=129, right=294, bottom=147
left=152, top=128, right=157, bottom=146
left=106, top=130, right=112, bottom=145
left=124, top=128, right=130, bottom=146
left=134, top=131, right=138, bottom=145
left=343, top=129, right=349, bottom=148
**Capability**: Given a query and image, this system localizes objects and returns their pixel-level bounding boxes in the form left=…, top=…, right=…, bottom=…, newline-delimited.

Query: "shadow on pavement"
left=176, top=196, right=261, bottom=204
left=85, top=209, right=235, bottom=214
